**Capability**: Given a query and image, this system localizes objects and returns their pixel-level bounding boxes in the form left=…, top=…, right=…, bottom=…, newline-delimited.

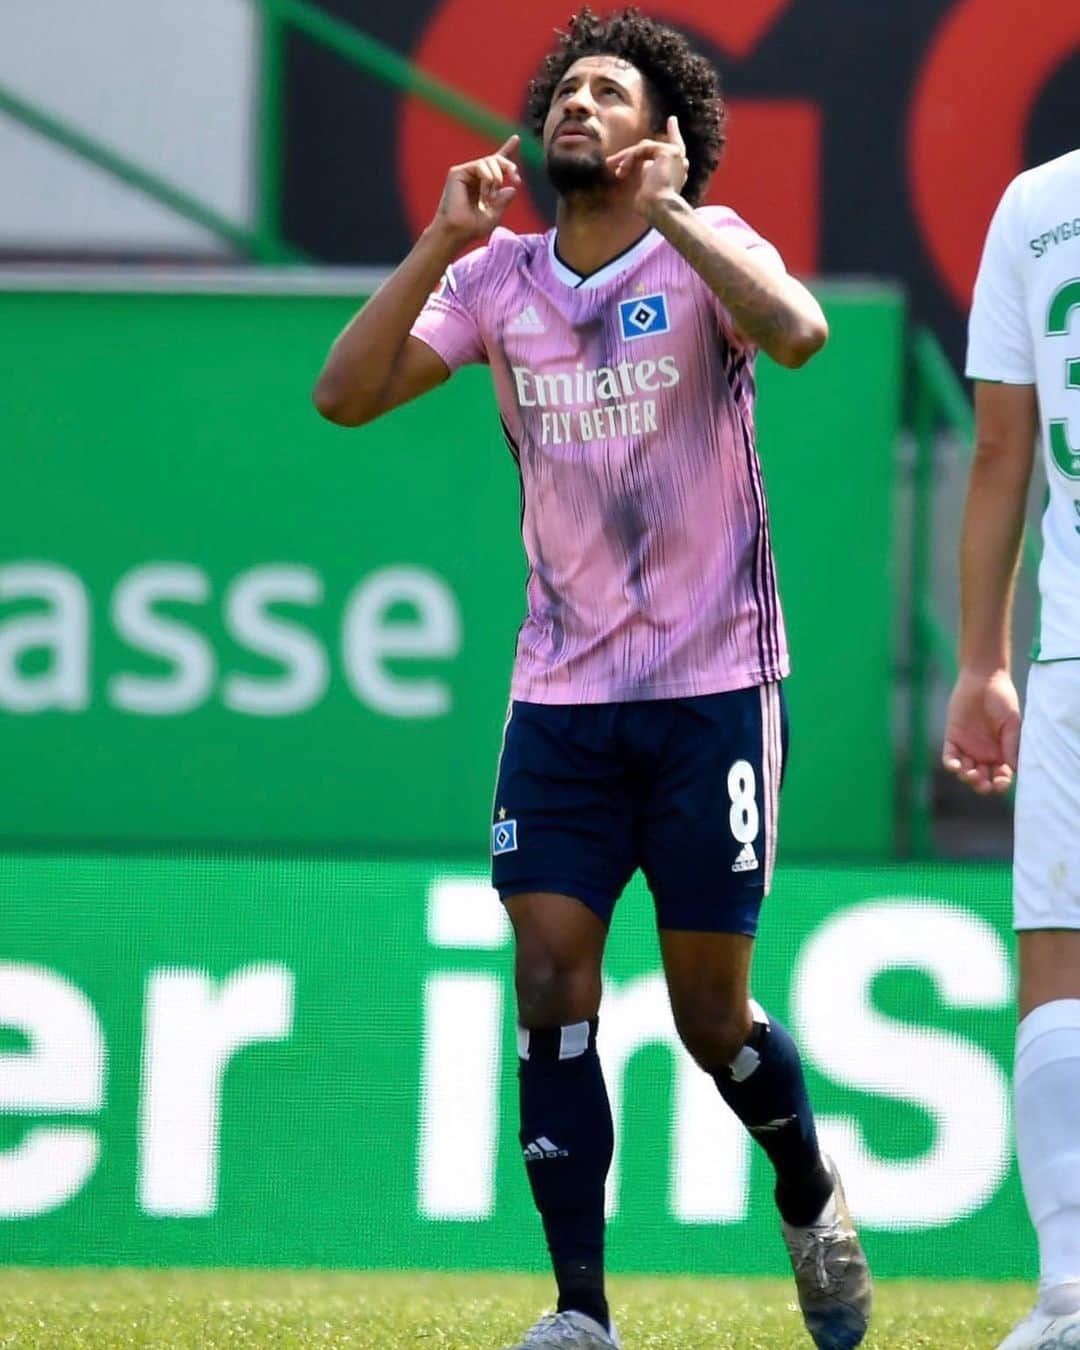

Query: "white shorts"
left=1014, top=660, right=1080, bottom=930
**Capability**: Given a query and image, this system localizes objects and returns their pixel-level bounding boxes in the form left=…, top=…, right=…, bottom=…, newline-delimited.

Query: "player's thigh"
left=490, top=700, right=637, bottom=929
left=504, top=890, right=608, bottom=1025
left=1014, top=661, right=1080, bottom=943
left=639, top=683, right=787, bottom=935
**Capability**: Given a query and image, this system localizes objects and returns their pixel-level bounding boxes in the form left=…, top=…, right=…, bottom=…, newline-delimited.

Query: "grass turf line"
left=0, top=1270, right=1033, bottom=1348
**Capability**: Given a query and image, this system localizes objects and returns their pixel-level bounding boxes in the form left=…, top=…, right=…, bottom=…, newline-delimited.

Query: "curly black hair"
left=527, top=7, right=726, bottom=207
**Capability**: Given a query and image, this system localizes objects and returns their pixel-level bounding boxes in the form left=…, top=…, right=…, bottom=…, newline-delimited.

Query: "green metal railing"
left=0, top=83, right=301, bottom=261
left=0, top=0, right=542, bottom=261
left=256, top=0, right=544, bottom=164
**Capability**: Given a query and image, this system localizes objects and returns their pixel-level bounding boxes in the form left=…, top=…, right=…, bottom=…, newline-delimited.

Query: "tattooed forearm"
left=643, top=192, right=827, bottom=368
left=677, top=224, right=792, bottom=351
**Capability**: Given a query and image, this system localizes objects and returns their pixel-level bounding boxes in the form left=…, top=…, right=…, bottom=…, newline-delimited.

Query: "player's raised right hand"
left=432, top=135, right=522, bottom=246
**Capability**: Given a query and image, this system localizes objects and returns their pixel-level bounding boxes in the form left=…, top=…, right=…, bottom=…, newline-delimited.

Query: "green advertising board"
left=0, top=852, right=1029, bottom=1278
left=0, top=276, right=902, bottom=855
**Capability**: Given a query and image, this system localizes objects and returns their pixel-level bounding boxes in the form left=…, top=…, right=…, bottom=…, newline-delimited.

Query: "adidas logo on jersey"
left=732, top=842, right=759, bottom=873
left=508, top=304, right=546, bottom=335
left=522, top=1136, right=569, bottom=1161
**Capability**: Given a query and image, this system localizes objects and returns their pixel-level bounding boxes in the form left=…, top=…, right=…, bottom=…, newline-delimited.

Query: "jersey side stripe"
left=722, top=344, right=767, bottom=674
left=500, top=413, right=533, bottom=672
left=727, top=348, right=780, bottom=674
left=729, top=352, right=781, bottom=673
left=729, top=353, right=782, bottom=674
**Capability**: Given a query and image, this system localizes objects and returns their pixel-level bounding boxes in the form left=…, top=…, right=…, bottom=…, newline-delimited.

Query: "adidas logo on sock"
left=522, top=1135, right=569, bottom=1161
left=732, top=841, right=759, bottom=873
left=749, top=1114, right=797, bottom=1135
left=508, top=304, right=546, bottom=335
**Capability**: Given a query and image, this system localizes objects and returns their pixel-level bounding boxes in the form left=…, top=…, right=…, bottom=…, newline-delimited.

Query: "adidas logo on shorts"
left=731, top=842, right=759, bottom=873
left=522, top=1136, right=569, bottom=1161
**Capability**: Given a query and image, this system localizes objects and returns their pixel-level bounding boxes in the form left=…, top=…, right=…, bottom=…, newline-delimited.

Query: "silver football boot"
left=781, top=1156, right=872, bottom=1348
left=504, top=1309, right=620, bottom=1349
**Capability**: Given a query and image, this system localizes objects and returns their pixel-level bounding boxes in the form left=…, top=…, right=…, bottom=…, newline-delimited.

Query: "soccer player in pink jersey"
left=315, top=9, right=871, bottom=1348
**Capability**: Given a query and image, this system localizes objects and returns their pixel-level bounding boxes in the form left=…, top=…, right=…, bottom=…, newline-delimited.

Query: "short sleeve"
left=965, top=177, right=1036, bottom=384
left=411, top=245, right=489, bottom=371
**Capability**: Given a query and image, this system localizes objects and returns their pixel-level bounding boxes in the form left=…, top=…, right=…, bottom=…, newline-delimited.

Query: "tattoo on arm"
left=646, top=195, right=818, bottom=362
left=678, top=229, right=792, bottom=350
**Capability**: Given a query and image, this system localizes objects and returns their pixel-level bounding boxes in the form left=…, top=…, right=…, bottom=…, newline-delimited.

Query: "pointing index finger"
left=496, top=133, right=521, bottom=161
left=667, top=115, right=685, bottom=149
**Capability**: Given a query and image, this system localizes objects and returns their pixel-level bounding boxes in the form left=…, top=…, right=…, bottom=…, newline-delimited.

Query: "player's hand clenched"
left=942, top=667, right=1021, bottom=794
left=432, top=135, right=522, bottom=247
left=607, top=115, right=689, bottom=219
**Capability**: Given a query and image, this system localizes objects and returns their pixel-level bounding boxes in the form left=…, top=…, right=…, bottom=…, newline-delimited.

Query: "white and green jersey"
left=966, top=149, right=1080, bottom=661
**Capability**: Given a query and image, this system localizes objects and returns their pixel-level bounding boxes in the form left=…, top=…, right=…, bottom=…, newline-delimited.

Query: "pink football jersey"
left=411, top=206, right=790, bottom=704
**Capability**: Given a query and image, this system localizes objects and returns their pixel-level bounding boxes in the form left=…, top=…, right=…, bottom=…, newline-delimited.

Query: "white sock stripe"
left=517, top=1022, right=592, bottom=1061
left=559, top=1020, right=591, bottom=1059
left=729, top=1043, right=761, bottom=1082
left=729, top=1003, right=769, bottom=1080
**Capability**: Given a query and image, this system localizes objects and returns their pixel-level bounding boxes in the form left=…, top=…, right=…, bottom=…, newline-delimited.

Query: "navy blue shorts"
left=490, top=685, right=788, bottom=935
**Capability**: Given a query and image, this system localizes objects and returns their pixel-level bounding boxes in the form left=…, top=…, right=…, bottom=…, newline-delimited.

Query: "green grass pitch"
left=0, top=1270, right=1032, bottom=1347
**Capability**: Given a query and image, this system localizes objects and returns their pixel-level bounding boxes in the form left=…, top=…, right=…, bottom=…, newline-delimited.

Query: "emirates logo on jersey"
left=511, top=354, right=682, bottom=446
left=511, top=355, right=680, bottom=409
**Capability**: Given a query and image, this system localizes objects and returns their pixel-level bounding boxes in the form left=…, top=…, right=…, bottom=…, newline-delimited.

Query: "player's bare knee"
left=674, top=1001, right=753, bottom=1070
left=515, top=956, right=600, bottom=1027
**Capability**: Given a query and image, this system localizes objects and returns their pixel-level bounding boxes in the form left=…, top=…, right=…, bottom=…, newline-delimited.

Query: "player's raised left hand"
left=606, top=115, right=689, bottom=218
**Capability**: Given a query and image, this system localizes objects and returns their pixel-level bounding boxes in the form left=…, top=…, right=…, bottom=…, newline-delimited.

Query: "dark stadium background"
left=284, top=0, right=1079, bottom=363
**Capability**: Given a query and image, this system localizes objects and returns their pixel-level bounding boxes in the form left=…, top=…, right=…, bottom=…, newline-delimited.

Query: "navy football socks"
left=518, top=1019, right=613, bottom=1332
left=712, top=1012, right=833, bottom=1227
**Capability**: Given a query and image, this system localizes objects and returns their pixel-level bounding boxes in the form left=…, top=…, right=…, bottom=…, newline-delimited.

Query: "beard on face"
left=545, top=142, right=611, bottom=195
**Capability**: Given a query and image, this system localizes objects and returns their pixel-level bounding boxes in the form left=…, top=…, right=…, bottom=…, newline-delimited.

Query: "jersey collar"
left=547, top=227, right=661, bottom=290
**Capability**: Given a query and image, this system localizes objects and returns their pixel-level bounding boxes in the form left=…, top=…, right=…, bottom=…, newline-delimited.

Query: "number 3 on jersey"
left=1048, top=278, right=1080, bottom=479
